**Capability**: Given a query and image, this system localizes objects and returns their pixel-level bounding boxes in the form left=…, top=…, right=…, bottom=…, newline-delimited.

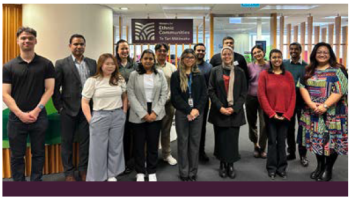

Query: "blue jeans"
left=7, top=110, right=48, bottom=181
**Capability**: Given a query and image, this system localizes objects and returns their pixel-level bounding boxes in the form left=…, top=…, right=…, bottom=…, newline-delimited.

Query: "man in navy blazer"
left=52, top=34, right=97, bottom=181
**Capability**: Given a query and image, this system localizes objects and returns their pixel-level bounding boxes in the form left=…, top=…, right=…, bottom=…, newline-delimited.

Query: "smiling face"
left=141, top=52, right=155, bottom=71
left=252, top=48, right=265, bottom=62
left=155, top=45, right=168, bottom=62
left=221, top=49, right=233, bottom=65
left=289, top=44, right=301, bottom=60
left=195, top=45, right=206, bottom=61
left=315, top=46, right=330, bottom=65
left=101, top=57, right=116, bottom=76
left=182, top=53, right=196, bottom=68
left=17, top=31, right=37, bottom=52
left=118, top=42, right=129, bottom=60
left=69, top=37, right=85, bottom=57
left=270, top=52, right=283, bottom=68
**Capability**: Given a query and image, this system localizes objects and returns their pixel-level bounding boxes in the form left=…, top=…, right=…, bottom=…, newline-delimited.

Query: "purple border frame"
left=3, top=181, right=348, bottom=196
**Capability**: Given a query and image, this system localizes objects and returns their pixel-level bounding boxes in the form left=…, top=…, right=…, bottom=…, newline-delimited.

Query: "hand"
left=87, top=117, right=92, bottom=124
left=220, top=107, right=231, bottom=116
left=187, top=114, right=195, bottom=121
left=308, top=102, right=319, bottom=112
left=148, top=112, right=157, bottom=122
left=143, top=114, right=151, bottom=122
left=17, top=111, right=36, bottom=124
left=273, top=114, right=284, bottom=120
left=28, top=108, right=40, bottom=121
left=190, top=109, right=199, bottom=119
left=123, top=108, right=127, bottom=114
left=227, top=107, right=234, bottom=114
left=314, top=105, right=327, bottom=115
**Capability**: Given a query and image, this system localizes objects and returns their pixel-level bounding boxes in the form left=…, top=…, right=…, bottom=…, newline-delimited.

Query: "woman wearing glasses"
left=171, top=49, right=207, bottom=181
left=208, top=46, right=247, bottom=179
left=297, top=42, right=348, bottom=181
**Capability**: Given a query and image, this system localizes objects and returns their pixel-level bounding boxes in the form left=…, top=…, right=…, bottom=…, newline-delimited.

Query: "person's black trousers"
left=199, top=99, right=209, bottom=154
left=287, top=107, right=307, bottom=157
left=7, top=110, right=48, bottom=181
left=60, top=109, right=89, bottom=176
left=265, top=114, right=289, bottom=174
left=132, top=103, right=162, bottom=174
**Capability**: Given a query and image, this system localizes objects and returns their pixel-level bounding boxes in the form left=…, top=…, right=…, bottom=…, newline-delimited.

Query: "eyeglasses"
left=157, top=50, right=168, bottom=53
left=316, top=51, right=329, bottom=55
left=184, top=56, right=195, bottom=60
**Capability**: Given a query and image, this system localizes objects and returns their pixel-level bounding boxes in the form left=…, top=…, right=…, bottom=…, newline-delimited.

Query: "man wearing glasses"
left=155, top=43, right=178, bottom=166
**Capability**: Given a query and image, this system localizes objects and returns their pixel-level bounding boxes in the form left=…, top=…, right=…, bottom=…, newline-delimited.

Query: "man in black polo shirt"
left=3, top=27, right=55, bottom=181
left=209, top=36, right=249, bottom=85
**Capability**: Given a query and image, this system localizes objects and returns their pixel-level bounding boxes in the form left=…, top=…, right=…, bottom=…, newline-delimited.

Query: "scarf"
left=221, top=46, right=235, bottom=106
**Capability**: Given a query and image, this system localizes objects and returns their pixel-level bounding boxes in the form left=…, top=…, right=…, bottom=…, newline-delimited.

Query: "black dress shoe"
left=268, top=172, right=276, bottom=180
left=277, top=171, right=287, bottom=179
left=300, top=156, right=309, bottom=167
left=219, top=161, right=227, bottom=178
left=287, top=153, right=296, bottom=161
left=180, top=176, right=189, bottom=181
left=227, top=163, right=236, bottom=179
left=123, top=166, right=133, bottom=174
left=199, top=152, right=209, bottom=162
left=188, top=176, right=197, bottom=181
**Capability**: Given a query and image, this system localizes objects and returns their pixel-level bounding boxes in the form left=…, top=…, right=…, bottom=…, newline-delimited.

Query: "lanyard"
left=188, top=73, right=192, bottom=97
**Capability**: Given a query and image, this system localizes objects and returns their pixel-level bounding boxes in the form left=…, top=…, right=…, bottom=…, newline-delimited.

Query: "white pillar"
left=257, top=18, right=262, bottom=40
left=22, top=4, right=113, bottom=62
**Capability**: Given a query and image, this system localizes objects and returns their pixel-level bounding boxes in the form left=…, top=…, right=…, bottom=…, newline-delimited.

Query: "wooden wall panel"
left=203, top=16, right=206, bottom=45
left=335, top=16, right=341, bottom=62
left=293, top=25, right=299, bottom=43
left=3, top=4, right=22, bottom=64
left=210, top=14, right=214, bottom=58
left=270, top=13, right=277, bottom=48
left=286, top=24, right=291, bottom=58
left=342, top=26, right=348, bottom=67
left=307, top=16, right=313, bottom=61
left=328, top=24, right=334, bottom=46
left=314, top=26, right=320, bottom=44
left=279, top=16, right=284, bottom=53
left=300, top=22, right=306, bottom=60
left=321, top=27, right=327, bottom=42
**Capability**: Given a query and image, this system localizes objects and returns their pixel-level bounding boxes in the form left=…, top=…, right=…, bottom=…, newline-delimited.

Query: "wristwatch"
left=38, top=104, right=45, bottom=110
left=323, top=103, right=328, bottom=109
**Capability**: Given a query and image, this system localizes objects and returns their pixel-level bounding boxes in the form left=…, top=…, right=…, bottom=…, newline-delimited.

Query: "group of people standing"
left=3, top=27, right=347, bottom=182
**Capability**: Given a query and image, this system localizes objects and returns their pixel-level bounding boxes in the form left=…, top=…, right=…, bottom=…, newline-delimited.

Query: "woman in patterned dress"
left=297, top=42, right=348, bottom=181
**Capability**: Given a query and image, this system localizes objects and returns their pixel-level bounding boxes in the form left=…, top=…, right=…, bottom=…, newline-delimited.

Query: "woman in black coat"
left=208, top=46, right=247, bottom=179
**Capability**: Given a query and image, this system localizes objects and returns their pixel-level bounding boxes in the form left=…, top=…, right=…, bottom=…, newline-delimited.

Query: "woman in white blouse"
left=81, top=53, right=128, bottom=181
left=127, top=49, right=167, bottom=181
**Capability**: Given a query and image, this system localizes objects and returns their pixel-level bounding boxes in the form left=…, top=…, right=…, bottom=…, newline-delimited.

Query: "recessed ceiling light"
left=120, top=7, right=128, bottom=10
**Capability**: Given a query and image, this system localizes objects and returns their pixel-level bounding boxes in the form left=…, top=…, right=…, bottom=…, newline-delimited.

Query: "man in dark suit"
left=53, top=34, right=97, bottom=181
left=210, top=36, right=249, bottom=86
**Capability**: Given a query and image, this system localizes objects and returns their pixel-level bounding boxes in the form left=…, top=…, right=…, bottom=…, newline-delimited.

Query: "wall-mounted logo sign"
left=132, top=19, right=193, bottom=44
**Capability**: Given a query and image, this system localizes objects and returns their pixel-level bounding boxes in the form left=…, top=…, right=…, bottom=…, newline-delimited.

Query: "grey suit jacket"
left=127, top=70, right=167, bottom=123
left=52, top=55, right=97, bottom=117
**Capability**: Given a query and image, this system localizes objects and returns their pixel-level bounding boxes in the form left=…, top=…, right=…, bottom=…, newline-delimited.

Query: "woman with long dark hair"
left=297, top=42, right=348, bottom=181
left=82, top=53, right=127, bottom=181
left=208, top=46, right=247, bottom=179
left=127, top=49, right=167, bottom=181
left=246, top=45, right=269, bottom=159
left=258, top=49, right=296, bottom=180
left=170, top=49, right=207, bottom=181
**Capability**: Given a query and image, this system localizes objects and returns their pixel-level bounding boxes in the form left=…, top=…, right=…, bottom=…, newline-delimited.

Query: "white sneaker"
left=163, top=155, right=178, bottom=166
left=148, top=173, right=157, bottom=182
left=107, top=177, right=117, bottom=182
left=136, top=173, right=145, bottom=182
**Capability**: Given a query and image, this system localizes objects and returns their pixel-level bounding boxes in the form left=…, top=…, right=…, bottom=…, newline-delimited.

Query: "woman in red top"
left=258, top=49, right=296, bottom=180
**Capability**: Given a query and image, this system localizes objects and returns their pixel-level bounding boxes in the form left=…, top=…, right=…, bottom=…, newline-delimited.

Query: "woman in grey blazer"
left=127, top=49, right=167, bottom=182
left=208, top=47, right=247, bottom=179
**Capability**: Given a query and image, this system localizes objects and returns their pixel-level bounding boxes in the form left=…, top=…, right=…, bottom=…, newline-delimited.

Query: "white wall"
left=22, top=4, right=113, bottom=63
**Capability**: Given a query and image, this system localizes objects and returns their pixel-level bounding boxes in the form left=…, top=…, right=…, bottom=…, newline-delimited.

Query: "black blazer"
left=170, top=70, right=208, bottom=115
left=53, top=56, right=97, bottom=117
left=208, top=65, right=247, bottom=127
